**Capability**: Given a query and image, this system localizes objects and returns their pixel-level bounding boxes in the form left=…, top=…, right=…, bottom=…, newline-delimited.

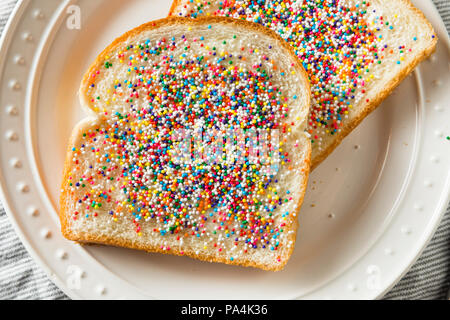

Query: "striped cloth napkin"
left=0, top=0, right=449, bottom=300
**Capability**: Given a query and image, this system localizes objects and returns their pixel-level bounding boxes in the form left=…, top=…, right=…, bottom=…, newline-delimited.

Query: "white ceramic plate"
left=0, top=0, right=449, bottom=300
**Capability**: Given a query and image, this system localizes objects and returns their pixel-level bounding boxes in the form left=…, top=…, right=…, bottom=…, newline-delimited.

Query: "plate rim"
left=0, top=0, right=449, bottom=300
left=0, top=0, right=83, bottom=300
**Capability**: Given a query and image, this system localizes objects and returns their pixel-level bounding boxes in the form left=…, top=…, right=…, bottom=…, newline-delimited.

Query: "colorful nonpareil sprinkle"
left=66, top=26, right=304, bottom=262
left=175, top=0, right=423, bottom=151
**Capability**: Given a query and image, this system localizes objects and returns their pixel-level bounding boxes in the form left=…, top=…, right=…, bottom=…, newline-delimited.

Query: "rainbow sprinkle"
left=175, top=0, right=420, bottom=153
left=67, top=26, right=305, bottom=263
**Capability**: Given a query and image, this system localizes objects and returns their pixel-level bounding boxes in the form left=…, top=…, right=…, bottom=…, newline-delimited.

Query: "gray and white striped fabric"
left=0, top=0, right=449, bottom=300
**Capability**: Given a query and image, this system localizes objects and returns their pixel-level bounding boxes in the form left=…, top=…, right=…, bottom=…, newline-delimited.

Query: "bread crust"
left=62, top=17, right=312, bottom=271
left=62, top=142, right=311, bottom=271
left=60, top=118, right=104, bottom=242
left=169, top=0, right=438, bottom=170
left=310, top=0, right=437, bottom=169
left=168, top=0, right=183, bottom=17
left=80, top=16, right=310, bottom=115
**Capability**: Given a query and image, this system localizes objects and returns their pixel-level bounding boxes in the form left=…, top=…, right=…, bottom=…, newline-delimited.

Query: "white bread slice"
left=169, top=0, right=437, bottom=169
left=60, top=17, right=311, bottom=271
